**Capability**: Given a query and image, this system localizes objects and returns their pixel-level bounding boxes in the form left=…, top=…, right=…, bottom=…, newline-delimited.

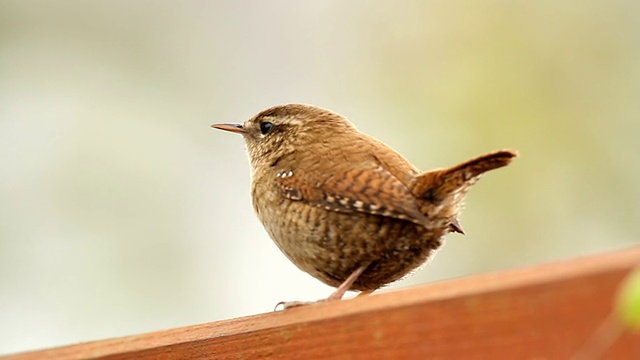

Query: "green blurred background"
left=0, top=0, right=638, bottom=355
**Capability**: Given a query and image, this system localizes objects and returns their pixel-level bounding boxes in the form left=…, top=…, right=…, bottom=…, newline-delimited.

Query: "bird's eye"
left=260, top=121, right=273, bottom=135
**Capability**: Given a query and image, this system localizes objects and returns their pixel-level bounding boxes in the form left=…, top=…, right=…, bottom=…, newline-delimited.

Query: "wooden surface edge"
left=4, top=245, right=640, bottom=359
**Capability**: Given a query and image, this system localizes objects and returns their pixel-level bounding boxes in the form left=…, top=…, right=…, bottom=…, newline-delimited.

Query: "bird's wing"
left=274, top=164, right=429, bottom=227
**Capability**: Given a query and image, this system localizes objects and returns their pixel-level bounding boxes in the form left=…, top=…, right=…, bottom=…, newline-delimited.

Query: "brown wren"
left=213, top=104, right=517, bottom=308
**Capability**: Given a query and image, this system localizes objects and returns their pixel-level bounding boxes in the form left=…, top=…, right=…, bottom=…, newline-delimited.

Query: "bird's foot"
left=274, top=264, right=371, bottom=311
left=274, top=299, right=325, bottom=311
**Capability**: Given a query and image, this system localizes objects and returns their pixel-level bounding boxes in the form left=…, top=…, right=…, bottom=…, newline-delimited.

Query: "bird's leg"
left=327, top=264, right=369, bottom=301
left=275, top=264, right=369, bottom=310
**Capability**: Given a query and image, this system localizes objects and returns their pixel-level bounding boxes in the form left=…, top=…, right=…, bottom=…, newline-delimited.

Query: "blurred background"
left=1, top=0, right=638, bottom=355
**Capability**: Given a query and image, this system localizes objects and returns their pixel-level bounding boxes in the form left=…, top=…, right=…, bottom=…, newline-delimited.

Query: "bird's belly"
left=254, top=196, right=446, bottom=291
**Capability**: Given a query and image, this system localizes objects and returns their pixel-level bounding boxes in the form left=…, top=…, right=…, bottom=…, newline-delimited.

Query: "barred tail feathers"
left=410, top=149, right=517, bottom=233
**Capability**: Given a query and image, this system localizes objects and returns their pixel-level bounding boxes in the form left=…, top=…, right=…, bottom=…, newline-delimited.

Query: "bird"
left=212, top=104, right=517, bottom=308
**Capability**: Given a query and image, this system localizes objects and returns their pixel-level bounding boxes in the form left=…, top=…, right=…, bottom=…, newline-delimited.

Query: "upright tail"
left=410, top=149, right=518, bottom=233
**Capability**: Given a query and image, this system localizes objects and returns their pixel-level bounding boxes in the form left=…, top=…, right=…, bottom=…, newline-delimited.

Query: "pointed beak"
left=211, top=123, right=246, bottom=134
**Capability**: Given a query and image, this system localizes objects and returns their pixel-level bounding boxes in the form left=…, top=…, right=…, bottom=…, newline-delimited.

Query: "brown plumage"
left=213, top=104, right=517, bottom=306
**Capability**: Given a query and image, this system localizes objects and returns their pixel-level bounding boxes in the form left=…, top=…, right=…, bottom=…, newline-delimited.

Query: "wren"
left=212, top=104, right=517, bottom=307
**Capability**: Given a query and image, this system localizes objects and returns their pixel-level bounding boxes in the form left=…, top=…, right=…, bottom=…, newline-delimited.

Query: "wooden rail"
left=5, top=246, right=640, bottom=359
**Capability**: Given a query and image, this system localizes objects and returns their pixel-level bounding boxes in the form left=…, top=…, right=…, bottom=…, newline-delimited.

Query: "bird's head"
left=212, top=104, right=356, bottom=170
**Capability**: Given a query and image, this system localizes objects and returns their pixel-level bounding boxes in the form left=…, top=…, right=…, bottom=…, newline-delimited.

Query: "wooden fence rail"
left=4, top=246, right=640, bottom=359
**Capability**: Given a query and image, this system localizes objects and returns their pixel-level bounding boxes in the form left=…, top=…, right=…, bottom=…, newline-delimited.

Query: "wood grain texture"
left=5, top=246, right=640, bottom=359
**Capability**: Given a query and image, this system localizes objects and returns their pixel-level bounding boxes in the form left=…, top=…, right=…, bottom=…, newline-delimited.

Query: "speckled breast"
left=252, top=186, right=445, bottom=291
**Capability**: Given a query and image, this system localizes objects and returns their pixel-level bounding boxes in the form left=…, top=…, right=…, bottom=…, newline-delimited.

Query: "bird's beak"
left=211, top=123, right=246, bottom=134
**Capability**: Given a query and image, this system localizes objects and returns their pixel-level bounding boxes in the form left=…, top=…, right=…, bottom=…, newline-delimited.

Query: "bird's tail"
left=410, top=149, right=518, bottom=233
